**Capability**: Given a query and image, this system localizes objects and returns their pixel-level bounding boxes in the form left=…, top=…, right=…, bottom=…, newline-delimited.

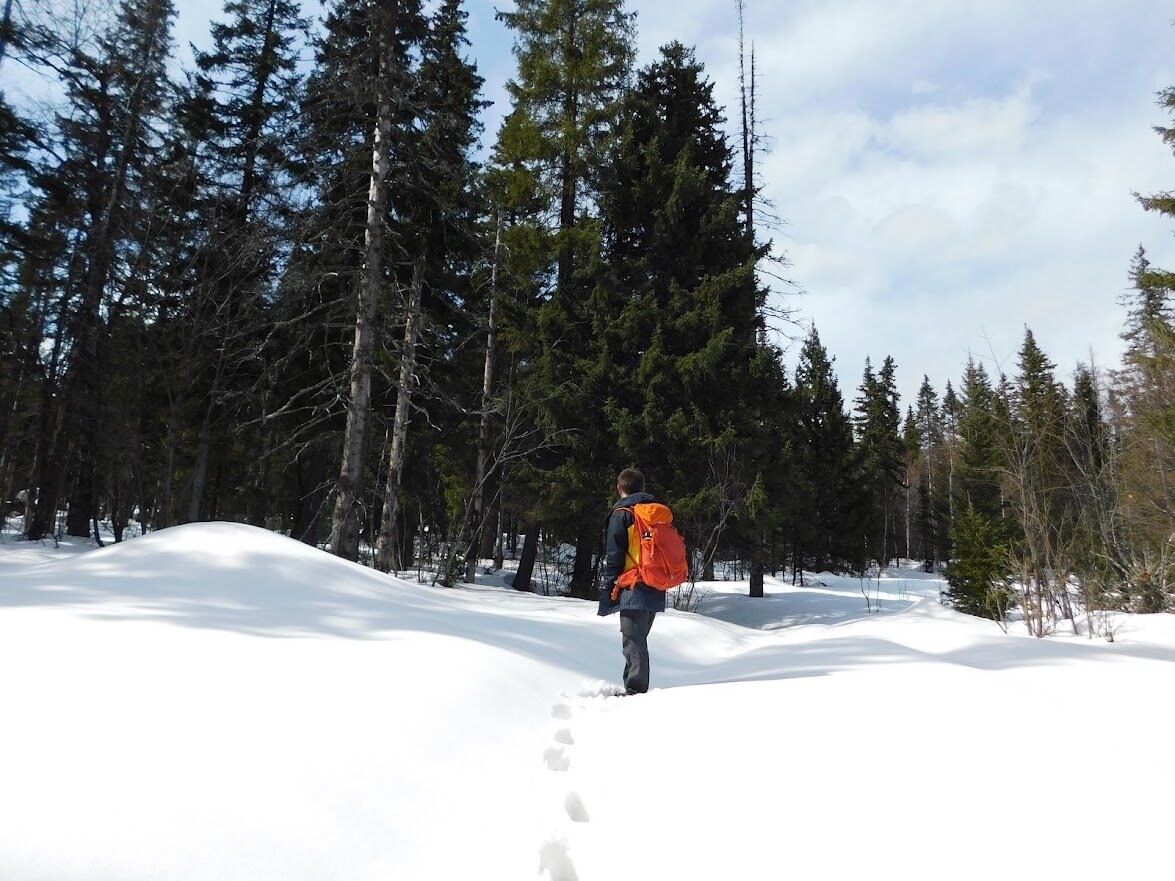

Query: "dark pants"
left=620, top=609, right=657, bottom=694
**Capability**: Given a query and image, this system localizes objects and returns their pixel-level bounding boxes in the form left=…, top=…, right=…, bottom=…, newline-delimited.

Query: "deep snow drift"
left=1, top=523, right=1172, bottom=880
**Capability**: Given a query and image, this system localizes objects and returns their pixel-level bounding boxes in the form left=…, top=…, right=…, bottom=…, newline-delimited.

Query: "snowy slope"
left=1, top=523, right=1172, bottom=880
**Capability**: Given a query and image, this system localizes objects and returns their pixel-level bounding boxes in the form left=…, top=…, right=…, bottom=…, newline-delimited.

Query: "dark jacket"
left=597, top=491, right=669, bottom=617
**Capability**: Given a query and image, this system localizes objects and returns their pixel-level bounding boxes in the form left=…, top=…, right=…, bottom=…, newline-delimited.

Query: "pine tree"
left=791, top=328, right=858, bottom=577
left=1007, top=328, right=1071, bottom=634
left=176, top=0, right=309, bottom=523
left=940, top=379, right=962, bottom=558
left=262, top=0, right=380, bottom=545
left=854, top=356, right=903, bottom=569
left=22, top=0, right=176, bottom=540
left=914, top=375, right=944, bottom=570
left=945, top=359, right=1013, bottom=618
left=494, top=0, right=635, bottom=597
left=1065, top=363, right=1118, bottom=609
left=945, top=503, right=1013, bottom=622
left=1117, top=69, right=1175, bottom=606
left=377, top=0, right=487, bottom=578
left=0, top=83, right=39, bottom=505
left=902, top=405, right=919, bottom=564
left=496, top=0, right=634, bottom=295
left=280, top=0, right=429, bottom=559
left=592, top=41, right=783, bottom=594
left=955, top=358, right=1003, bottom=520
left=1112, top=248, right=1175, bottom=606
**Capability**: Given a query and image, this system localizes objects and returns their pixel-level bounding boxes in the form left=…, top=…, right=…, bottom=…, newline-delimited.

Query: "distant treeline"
left=0, top=0, right=1171, bottom=629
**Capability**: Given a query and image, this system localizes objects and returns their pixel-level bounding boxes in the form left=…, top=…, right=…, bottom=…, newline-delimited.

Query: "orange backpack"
left=610, top=503, right=690, bottom=601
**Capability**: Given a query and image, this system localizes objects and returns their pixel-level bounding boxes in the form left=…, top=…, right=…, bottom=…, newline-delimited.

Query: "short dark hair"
left=617, top=468, right=645, bottom=495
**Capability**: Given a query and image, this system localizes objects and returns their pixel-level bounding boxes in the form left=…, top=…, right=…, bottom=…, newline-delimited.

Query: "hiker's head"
left=617, top=468, right=645, bottom=497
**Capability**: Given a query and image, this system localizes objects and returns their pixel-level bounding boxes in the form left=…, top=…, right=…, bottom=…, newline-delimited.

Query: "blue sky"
left=138, top=0, right=1175, bottom=403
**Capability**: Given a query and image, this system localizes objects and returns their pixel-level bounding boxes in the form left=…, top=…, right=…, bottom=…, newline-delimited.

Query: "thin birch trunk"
left=465, top=210, right=503, bottom=582
left=375, top=258, right=425, bottom=573
left=328, top=24, right=395, bottom=561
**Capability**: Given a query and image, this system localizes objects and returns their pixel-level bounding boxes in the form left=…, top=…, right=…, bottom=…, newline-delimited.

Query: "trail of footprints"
left=538, top=682, right=626, bottom=881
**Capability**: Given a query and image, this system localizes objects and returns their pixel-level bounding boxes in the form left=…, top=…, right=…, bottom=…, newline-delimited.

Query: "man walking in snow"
left=598, top=468, right=666, bottom=694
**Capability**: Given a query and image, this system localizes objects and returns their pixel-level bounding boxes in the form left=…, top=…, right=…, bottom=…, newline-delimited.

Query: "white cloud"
left=696, top=0, right=1175, bottom=403
left=881, top=86, right=1041, bottom=162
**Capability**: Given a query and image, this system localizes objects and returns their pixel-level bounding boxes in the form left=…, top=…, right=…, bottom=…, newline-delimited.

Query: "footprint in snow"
left=563, top=790, right=590, bottom=823
left=544, top=745, right=570, bottom=772
left=539, top=838, right=580, bottom=881
left=575, top=679, right=627, bottom=699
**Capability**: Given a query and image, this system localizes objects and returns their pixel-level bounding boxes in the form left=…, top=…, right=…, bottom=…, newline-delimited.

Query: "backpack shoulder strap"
left=616, top=506, right=641, bottom=566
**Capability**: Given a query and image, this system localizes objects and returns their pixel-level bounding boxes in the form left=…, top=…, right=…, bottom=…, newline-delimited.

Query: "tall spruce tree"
left=1065, top=363, right=1117, bottom=608
left=941, top=379, right=961, bottom=525
left=599, top=42, right=769, bottom=578
left=901, top=405, right=918, bottom=564
left=0, top=87, right=39, bottom=506
left=1007, top=329, right=1076, bottom=634
left=375, top=0, right=485, bottom=577
left=283, top=0, right=428, bottom=560
left=22, top=0, right=176, bottom=540
left=1118, top=68, right=1175, bottom=605
left=328, top=0, right=429, bottom=561
left=955, top=358, right=1003, bottom=519
left=791, top=328, right=858, bottom=578
left=914, top=375, right=944, bottom=570
left=264, top=0, right=385, bottom=547
left=494, top=0, right=635, bottom=598
left=946, top=358, right=1012, bottom=617
left=175, top=0, right=309, bottom=523
left=1113, top=249, right=1175, bottom=606
left=854, top=356, right=903, bottom=569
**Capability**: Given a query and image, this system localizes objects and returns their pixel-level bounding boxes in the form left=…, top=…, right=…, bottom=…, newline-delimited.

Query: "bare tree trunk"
left=25, top=375, right=64, bottom=539
left=513, top=528, right=539, bottom=592
left=569, top=511, right=598, bottom=599
left=375, top=258, right=425, bottom=572
left=184, top=327, right=236, bottom=523
left=924, top=441, right=936, bottom=567
left=737, top=0, right=754, bottom=241
left=905, top=474, right=912, bottom=562
left=328, top=26, right=396, bottom=561
left=156, top=398, right=178, bottom=528
left=480, top=496, right=499, bottom=560
left=749, top=548, right=764, bottom=598
left=185, top=400, right=215, bottom=522
left=492, top=502, right=505, bottom=569
left=465, top=210, right=503, bottom=582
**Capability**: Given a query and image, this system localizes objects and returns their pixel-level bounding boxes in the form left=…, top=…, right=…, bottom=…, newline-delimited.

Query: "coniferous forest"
left=1, top=0, right=1173, bottom=632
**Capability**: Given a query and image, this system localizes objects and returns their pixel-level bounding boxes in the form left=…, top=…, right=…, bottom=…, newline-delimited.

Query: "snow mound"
left=1, top=522, right=455, bottom=637
left=2, top=525, right=1174, bottom=880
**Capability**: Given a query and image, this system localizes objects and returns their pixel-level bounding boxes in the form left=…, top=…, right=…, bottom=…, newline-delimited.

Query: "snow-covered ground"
left=1, top=523, right=1172, bottom=880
